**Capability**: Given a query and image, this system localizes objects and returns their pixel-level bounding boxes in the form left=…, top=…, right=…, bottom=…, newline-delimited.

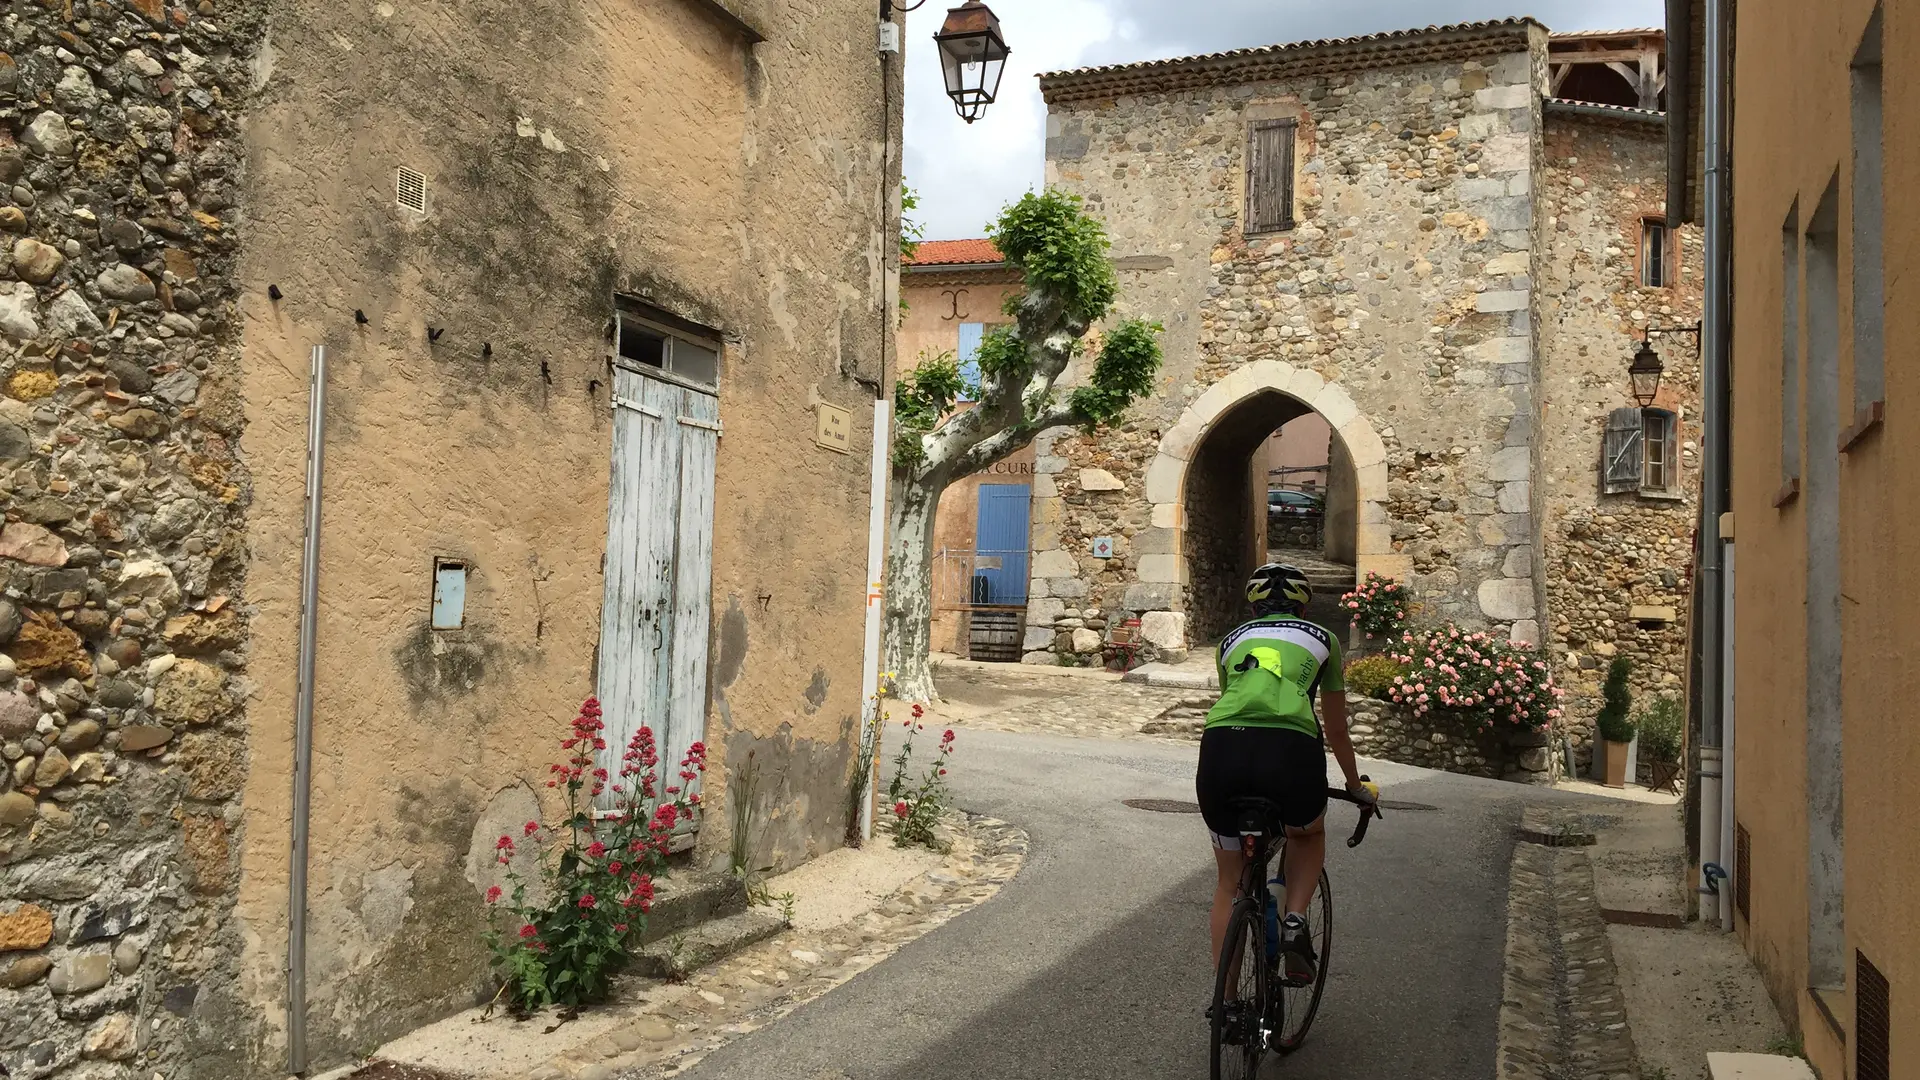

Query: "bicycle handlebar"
left=1326, top=774, right=1380, bottom=848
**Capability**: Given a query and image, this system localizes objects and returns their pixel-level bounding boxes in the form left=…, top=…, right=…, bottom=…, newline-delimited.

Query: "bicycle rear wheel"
left=1271, top=868, right=1332, bottom=1053
left=1209, top=901, right=1267, bottom=1080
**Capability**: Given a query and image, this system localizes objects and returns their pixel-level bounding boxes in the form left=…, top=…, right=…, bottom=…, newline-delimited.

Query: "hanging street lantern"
left=1629, top=340, right=1665, bottom=409
left=933, top=1, right=1008, bottom=123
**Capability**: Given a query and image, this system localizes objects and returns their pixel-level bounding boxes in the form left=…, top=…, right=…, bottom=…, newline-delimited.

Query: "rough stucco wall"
left=0, top=4, right=268, bottom=1080
left=1028, top=40, right=1547, bottom=659
left=1536, top=116, right=1703, bottom=773
left=232, top=0, right=894, bottom=1072
left=898, top=275, right=1030, bottom=655
left=1728, top=0, right=1917, bottom=1071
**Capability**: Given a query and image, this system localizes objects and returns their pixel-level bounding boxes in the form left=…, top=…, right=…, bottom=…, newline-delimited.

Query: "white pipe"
left=288, top=344, right=328, bottom=1074
left=1719, top=543, right=1736, bottom=928
left=1698, top=746, right=1722, bottom=918
left=858, top=398, right=891, bottom=842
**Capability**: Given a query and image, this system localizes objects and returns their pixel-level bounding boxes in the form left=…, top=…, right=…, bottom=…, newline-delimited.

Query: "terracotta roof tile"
left=905, top=238, right=1004, bottom=266
left=1038, top=18, right=1539, bottom=102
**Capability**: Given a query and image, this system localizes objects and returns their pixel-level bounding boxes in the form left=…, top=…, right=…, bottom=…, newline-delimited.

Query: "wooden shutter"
left=1857, top=949, right=1890, bottom=1080
left=1602, top=407, right=1645, bottom=493
left=1245, top=120, right=1296, bottom=234
left=1734, top=822, right=1751, bottom=921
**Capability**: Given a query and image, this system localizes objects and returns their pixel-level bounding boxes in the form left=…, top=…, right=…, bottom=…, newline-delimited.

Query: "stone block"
left=1492, top=51, right=1531, bottom=84
left=1468, top=336, right=1531, bottom=366
left=1150, top=502, right=1185, bottom=530
left=1502, top=546, right=1534, bottom=578
left=1138, top=554, right=1184, bottom=584
left=1124, top=583, right=1177, bottom=611
left=1134, top=526, right=1178, bottom=556
left=1160, top=418, right=1204, bottom=462
left=1023, top=626, right=1055, bottom=652
left=1474, top=83, right=1531, bottom=111
left=1506, top=172, right=1532, bottom=196
left=1476, top=513, right=1531, bottom=546
left=1140, top=611, right=1187, bottom=651
left=1488, top=445, right=1531, bottom=482
left=1478, top=577, right=1536, bottom=621
left=1026, top=598, right=1067, bottom=627
left=1071, top=628, right=1102, bottom=654
left=1485, top=196, right=1532, bottom=231
left=1356, top=461, right=1388, bottom=495
left=1283, top=366, right=1326, bottom=402
left=1706, top=1053, right=1817, bottom=1080
left=1143, top=454, right=1185, bottom=506
left=1503, top=408, right=1532, bottom=447
left=48, top=951, right=113, bottom=995
left=1030, top=549, right=1078, bottom=578
left=1497, top=481, right=1532, bottom=513
left=1356, top=520, right=1392, bottom=556
left=1359, top=554, right=1414, bottom=583
left=1481, top=133, right=1529, bottom=174
left=1034, top=454, right=1067, bottom=475
left=1483, top=251, right=1529, bottom=277
left=1458, top=177, right=1507, bottom=202
left=1026, top=577, right=1051, bottom=600
left=1032, top=474, right=1058, bottom=499
left=1079, top=467, right=1124, bottom=492
left=1629, top=605, right=1678, bottom=623
left=1310, top=385, right=1359, bottom=429
left=1048, top=577, right=1089, bottom=600
left=1508, top=620, right=1541, bottom=646
left=1338, top=420, right=1387, bottom=469
left=1459, top=112, right=1506, bottom=140
left=1475, top=290, right=1529, bottom=313
left=1021, top=651, right=1054, bottom=665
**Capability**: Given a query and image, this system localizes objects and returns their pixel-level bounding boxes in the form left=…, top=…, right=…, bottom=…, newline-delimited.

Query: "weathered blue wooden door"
left=973, top=483, right=1031, bottom=605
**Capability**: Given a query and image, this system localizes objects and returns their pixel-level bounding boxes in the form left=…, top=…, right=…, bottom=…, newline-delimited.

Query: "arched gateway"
left=1137, top=360, right=1403, bottom=653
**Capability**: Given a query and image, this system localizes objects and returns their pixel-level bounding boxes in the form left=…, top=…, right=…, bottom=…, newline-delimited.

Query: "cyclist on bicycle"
left=1196, top=563, right=1377, bottom=986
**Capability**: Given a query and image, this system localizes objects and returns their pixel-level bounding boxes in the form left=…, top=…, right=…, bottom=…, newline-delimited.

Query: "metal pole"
left=288, top=344, right=328, bottom=1074
left=1694, top=0, right=1732, bottom=919
left=859, top=399, right=891, bottom=842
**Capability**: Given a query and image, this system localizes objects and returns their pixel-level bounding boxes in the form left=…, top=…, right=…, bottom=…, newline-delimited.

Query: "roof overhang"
left=1665, top=0, right=1704, bottom=223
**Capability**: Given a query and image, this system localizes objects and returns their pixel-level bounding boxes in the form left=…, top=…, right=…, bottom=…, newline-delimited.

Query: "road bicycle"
left=1209, top=782, right=1380, bottom=1078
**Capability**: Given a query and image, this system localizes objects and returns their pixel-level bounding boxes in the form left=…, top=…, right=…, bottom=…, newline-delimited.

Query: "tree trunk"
left=883, top=473, right=945, bottom=704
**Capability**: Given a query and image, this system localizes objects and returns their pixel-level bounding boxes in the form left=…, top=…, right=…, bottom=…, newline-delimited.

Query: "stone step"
left=637, top=872, right=747, bottom=946
left=632, top=908, right=787, bottom=980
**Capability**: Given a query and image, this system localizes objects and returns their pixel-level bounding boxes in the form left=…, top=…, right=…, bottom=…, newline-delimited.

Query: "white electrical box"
left=877, top=22, right=901, bottom=54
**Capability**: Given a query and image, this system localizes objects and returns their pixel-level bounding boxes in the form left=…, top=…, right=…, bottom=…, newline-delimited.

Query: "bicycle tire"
left=1271, top=868, right=1333, bottom=1053
left=1209, top=901, right=1267, bottom=1080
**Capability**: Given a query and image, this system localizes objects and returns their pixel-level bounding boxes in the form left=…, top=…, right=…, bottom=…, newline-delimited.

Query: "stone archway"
left=1139, top=361, right=1402, bottom=650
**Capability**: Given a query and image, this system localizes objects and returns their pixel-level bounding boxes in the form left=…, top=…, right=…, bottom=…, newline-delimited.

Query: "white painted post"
left=858, top=398, right=891, bottom=842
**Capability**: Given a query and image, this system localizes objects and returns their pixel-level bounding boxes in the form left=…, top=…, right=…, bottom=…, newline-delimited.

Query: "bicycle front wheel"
left=1209, top=901, right=1267, bottom=1080
left=1271, top=868, right=1333, bottom=1053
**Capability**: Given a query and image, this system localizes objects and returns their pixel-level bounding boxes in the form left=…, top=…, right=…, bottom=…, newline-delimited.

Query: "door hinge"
left=613, top=396, right=663, bottom=418
left=677, top=416, right=722, bottom=434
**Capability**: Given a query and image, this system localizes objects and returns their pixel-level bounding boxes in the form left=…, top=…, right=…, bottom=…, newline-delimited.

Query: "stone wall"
left=1535, top=111, right=1703, bottom=773
left=1029, top=26, right=1554, bottom=660
left=0, top=2, right=265, bottom=1079
left=1346, top=694, right=1552, bottom=781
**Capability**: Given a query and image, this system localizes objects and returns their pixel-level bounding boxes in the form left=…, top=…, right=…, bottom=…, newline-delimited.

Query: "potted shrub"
left=1594, top=657, right=1636, bottom=788
left=1635, top=696, right=1685, bottom=793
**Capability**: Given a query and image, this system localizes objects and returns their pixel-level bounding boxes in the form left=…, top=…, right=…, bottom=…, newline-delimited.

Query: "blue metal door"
left=973, top=483, right=1031, bottom=605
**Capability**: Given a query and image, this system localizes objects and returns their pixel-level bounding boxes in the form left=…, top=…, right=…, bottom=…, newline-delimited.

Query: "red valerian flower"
left=518, top=924, right=538, bottom=940
left=523, top=821, right=540, bottom=835
left=608, top=861, right=623, bottom=875
left=586, top=841, right=607, bottom=858
left=911, top=703, right=924, bottom=718
left=893, top=800, right=909, bottom=818
left=614, top=923, right=628, bottom=934
left=578, top=894, right=597, bottom=910
left=486, top=886, right=503, bottom=904
left=496, top=835, right=515, bottom=852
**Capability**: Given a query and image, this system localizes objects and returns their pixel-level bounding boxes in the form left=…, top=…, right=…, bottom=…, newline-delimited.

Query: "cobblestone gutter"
left=1498, top=810, right=1638, bottom=1080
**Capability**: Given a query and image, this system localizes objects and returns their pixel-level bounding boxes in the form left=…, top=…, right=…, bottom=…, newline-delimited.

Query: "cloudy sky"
left=901, top=0, right=1664, bottom=240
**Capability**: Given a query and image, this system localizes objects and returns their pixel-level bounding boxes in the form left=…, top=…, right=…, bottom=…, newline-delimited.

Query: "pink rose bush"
left=1382, top=624, right=1562, bottom=733
left=1341, top=572, right=1411, bottom=638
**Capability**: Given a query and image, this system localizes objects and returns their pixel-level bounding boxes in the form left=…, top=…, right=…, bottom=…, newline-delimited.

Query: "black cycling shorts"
left=1195, top=725, right=1329, bottom=842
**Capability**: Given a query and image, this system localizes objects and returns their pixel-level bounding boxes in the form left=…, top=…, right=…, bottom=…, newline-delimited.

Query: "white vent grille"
left=396, top=166, right=427, bottom=212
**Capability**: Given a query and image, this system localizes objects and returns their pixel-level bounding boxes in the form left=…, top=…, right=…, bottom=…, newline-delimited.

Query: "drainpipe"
left=859, top=32, right=899, bottom=842
left=1695, top=0, right=1734, bottom=930
left=288, top=344, right=328, bottom=1073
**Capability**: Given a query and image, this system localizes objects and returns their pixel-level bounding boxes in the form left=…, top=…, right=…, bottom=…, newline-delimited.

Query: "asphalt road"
left=634, top=726, right=1547, bottom=1080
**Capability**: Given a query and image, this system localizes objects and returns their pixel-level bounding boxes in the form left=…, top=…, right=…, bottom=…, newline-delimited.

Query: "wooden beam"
left=1637, top=49, right=1660, bottom=109
left=1551, top=63, right=1573, bottom=93
left=1549, top=48, right=1660, bottom=64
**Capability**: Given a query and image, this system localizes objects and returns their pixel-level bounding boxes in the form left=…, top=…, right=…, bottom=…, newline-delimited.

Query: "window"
left=1639, top=218, right=1673, bottom=288
left=616, top=302, right=721, bottom=390
left=1850, top=8, right=1886, bottom=421
left=1642, top=410, right=1675, bottom=492
left=955, top=321, right=984, bottom=402
left=1244, top=120, right=1296, bottom=235
left=1601, top=407, right=1679, bottom=495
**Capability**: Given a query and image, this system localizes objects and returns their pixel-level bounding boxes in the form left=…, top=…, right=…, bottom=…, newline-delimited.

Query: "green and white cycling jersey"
left=1203, top=616, right=1344, bottom=737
